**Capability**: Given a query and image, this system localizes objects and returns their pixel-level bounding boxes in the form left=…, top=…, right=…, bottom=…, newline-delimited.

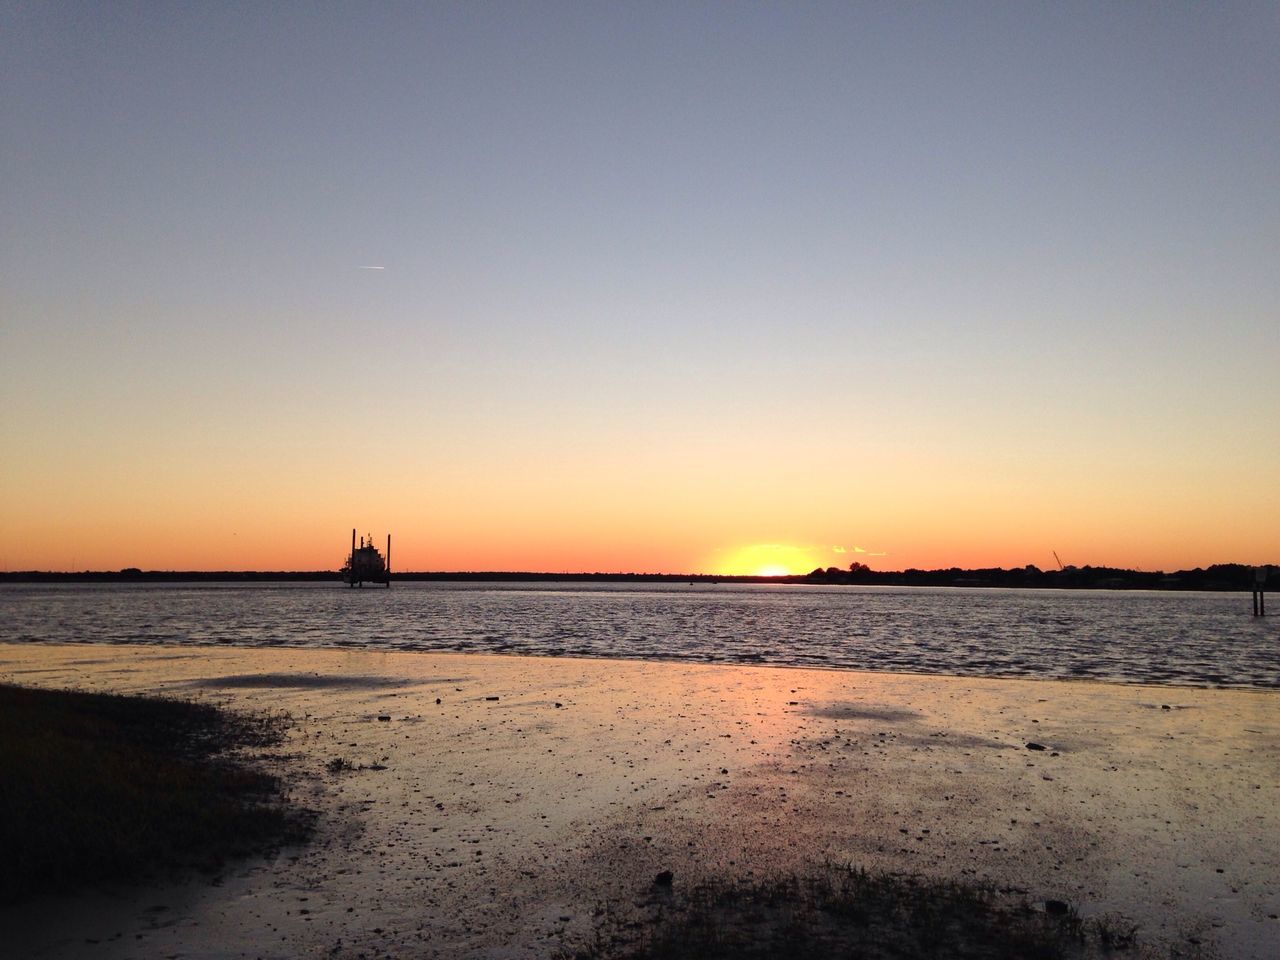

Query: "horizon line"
left=2, top=561, right=1272, bottom=579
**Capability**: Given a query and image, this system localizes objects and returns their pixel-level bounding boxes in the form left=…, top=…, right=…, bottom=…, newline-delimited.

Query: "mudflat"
left=1, top=643, right=1276, bottom=958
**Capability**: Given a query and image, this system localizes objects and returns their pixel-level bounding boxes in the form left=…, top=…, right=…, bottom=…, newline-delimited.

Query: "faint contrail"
left=356, top=265, right=386, bottom=270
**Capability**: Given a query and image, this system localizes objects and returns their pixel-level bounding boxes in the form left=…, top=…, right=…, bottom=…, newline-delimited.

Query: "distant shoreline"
left=0, top=563, right=1269, bottom=591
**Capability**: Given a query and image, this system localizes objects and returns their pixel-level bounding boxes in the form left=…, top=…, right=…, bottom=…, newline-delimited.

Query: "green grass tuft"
left=566, top=864, right=1219, bottom=960
left=0, top=683, right=311, bottom=903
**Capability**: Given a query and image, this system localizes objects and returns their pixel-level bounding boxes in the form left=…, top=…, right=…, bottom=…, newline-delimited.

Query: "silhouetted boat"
left=342, top=529, right=390, bottom=588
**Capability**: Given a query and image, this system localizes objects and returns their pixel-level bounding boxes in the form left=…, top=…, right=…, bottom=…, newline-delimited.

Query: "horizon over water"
left=1, top=581, right=1276, bottom=690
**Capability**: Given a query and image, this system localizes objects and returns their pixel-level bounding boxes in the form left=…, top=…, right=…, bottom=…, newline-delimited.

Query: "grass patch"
left=0, top=683, right=312, bottom=903
left=568, top=865, right=1218, bottom=960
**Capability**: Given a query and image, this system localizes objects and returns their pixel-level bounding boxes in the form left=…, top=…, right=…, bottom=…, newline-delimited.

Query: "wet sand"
left=2, top=643, right=1277, bottom=958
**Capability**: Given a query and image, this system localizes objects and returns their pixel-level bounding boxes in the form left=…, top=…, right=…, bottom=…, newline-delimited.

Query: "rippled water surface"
left=2, top=581, right=1277, bottom=688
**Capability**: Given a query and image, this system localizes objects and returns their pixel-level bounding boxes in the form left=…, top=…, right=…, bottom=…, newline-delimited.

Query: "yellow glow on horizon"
left=717, top=544, right=826, bottom=577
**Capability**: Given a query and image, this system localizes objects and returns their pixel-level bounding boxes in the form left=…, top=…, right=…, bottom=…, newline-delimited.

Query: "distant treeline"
left=799, top=562, right=1272, bottom=592
left=0, top=563, right=1272, bottom=591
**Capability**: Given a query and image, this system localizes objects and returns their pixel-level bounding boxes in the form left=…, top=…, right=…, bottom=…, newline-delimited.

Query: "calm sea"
left=1, top=581, right=1277, bottom=689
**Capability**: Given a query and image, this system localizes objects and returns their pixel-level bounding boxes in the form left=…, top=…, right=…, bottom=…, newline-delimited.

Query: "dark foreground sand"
left=1, top=643, right=1276, bottom=959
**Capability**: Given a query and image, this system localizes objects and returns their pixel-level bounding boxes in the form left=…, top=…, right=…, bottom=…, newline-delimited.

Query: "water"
left=2, top=581, right=1277, bottom=689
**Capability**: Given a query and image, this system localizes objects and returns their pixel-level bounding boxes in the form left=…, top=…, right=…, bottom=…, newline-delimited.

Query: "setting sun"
left=716, top=544, right=826, bottom=577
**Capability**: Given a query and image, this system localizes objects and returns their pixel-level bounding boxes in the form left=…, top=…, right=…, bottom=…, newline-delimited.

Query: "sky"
left=2, top=2, right=1278, bottom=575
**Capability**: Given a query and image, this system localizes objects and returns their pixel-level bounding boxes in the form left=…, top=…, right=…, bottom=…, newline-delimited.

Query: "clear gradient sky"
left=2, top=3, right=1277, bottom=575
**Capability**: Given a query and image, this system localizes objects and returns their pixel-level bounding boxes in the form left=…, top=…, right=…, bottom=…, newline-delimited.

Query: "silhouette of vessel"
left=342, top=529, right=390, bottom=588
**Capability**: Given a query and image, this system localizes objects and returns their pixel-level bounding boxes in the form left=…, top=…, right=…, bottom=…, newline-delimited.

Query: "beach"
left=2, top=642, right=1277, bottom=958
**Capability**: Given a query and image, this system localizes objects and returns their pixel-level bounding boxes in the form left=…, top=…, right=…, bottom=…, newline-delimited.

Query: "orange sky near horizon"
left=3, top=326, right=1276, bottom=574
left=2, top=418, right=1275, bottom=574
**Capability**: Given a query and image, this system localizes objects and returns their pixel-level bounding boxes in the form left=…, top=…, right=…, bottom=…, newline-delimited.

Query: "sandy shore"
left=2, top=643, right=1277, bottom=958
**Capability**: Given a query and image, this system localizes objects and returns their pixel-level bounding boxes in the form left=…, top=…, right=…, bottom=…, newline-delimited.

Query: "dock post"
left=1252, top=567, right=1266, bottom=616
left=349, top=529, right=357, bottom=588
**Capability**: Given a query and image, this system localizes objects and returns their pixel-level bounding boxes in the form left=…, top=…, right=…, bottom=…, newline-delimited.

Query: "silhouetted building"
left=342, top=529, right=390, bottom=587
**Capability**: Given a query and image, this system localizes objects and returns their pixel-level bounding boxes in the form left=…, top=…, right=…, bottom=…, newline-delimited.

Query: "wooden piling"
left=1252, top=567, right=1266, bottom=616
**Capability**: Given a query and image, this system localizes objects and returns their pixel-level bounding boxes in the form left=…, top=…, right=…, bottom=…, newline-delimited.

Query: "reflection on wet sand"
left=185, top=672, right=456, bottom=690
left=1, top=643, right=1276, bottom=959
